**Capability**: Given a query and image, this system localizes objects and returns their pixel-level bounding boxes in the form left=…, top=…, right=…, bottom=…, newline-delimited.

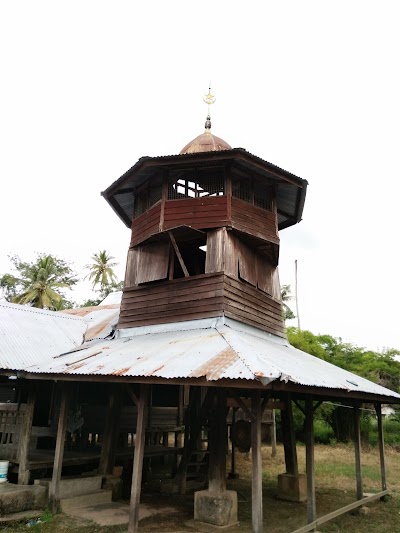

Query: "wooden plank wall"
left=223, top=274, right=285, bottom=337
left=231, top=197, right=279, bottom=245
left=131, top=203, right=162, bottom=246
left=119, top=272, right=285, bottom=337
left=0, top=404, right=27, bottom=461
left=119, top=273, right=225, bottom=328
left=162, top=196, right=229, bottom=232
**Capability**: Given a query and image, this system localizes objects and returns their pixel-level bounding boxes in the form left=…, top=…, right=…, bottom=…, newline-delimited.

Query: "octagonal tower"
left=102, top=106, right=307, bottom=338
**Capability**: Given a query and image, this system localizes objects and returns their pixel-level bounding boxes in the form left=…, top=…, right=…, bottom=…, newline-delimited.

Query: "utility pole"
left=295, top=259, right=301, bottom=330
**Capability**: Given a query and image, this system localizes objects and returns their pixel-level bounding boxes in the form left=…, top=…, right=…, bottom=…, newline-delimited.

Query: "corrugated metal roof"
left=25, top=317, right=400, bottom=401
left=61, top=306, right=120, bottom=341
left=0, top=302, right=87, bottom=370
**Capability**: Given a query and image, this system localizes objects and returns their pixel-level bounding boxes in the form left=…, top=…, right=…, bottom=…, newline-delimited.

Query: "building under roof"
left=1, top=98, right=399, bottom=533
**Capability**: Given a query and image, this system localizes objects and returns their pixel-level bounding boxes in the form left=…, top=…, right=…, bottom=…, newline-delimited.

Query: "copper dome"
left=179, top=131, right=232, bottom=155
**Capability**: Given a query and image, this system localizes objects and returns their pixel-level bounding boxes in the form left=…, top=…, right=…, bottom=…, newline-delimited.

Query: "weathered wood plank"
left=375, top=403, right=387, bottom=492
left=208, top=389, right=227, bottom=493
left=282, top=395, right=298, bottom=476
left=305, top=397, right=316, bottom=525
left=251, top=391, right=263, bottom=533
left=354, top=403, right=363, bottom=500
left=136, top=242, right=170, bottom=284
left=223, top=289, right=285, bottom=329
left=17, top=390, right=35, bottom=485
left=98, top=385, right=122, bottom=476
left=49, top=384, right=70, bottom=514
left=290, top=490, right=389, bottom=533
left=128, top=384, right=149, bottom=533
left=122, top=272, right=224, bottom=295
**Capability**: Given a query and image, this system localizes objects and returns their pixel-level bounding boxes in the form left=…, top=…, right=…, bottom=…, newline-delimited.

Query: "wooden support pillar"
left=128, top=384, right=150, bottom=533
left=353, top=402, right=363, bottom=500
left=208, top=389, right=227, bottom=493
left=229, top=407, right=238, bottom=479
left=17, top=388, right=35, bottom=485
left=49, top=383, right=71, bottom=515
left=305, top=397, right=316, bottom=526
left=251, top=391, right=263, bottom=533
left=99, top=384, right=122, bottom=476
left=271, top=409, right=277, bottom=458
left=375, top=403, right=387, bottom=493
left=282, top=394, right=298, bottom=476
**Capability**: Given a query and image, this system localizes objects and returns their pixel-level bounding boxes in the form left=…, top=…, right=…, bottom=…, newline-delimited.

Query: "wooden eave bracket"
left=228, top=390, right=256, bottom=422
left=125, top=384, right=139, bottom=406
left=293, top=399, right=323, bottom=416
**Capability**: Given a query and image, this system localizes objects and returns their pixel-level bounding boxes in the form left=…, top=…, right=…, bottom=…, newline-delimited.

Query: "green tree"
left=0, top=254, right=78, bottom=310
left=81, top=280, right=124, bottom=307
left=85, top=250, right=118, bottom=291
left=281, top=284, right=296, bottom=321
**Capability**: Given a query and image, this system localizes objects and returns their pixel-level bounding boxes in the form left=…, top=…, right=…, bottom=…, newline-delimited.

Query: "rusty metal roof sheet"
left=0, top=301, right=87, bottom=370
left=24, top=317, right=400, bottom=401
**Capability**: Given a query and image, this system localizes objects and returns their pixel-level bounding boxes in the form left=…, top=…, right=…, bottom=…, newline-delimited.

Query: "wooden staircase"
left=176, top=388, right=213, bottom=493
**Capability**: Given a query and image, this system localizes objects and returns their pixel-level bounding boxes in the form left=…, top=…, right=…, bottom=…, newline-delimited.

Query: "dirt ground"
left=2, top=444, right=400, bottom=532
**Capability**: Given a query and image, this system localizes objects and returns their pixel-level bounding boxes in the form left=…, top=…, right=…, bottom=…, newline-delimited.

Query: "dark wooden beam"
left=282, top=394, right=298, bottom=476
left=374, top=403, right=387, bottom=493
left=271, top=409, right=277, bottom=458
left=128, top=384, right=150, bottom=533
left=229, top=407, right=238, bottom=478
left=168, top=231, right=189, bottom=277
left=49, top=383, right=71, bottom=514
left=305, top=397, right=316, bottom=525
left=228, top=389, right=255, bottom=422
left=208, top=389, right=227, bottom=493
left=353, top=403, right=363, bottom=500
left=99, top=384, right=122, bottom=476
left=16, top=373, right=400, bottom=405
left=251, top=391, right=263, bottom=533
left=125, top=384, right=139, bottom=406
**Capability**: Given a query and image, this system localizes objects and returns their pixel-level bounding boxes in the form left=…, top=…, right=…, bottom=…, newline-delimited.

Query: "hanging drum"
left=231, top=419, right=251, bottom=453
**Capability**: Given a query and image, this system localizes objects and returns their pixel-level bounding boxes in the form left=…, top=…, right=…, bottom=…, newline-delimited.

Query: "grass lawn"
left=2, top=444, right=400, bottom=532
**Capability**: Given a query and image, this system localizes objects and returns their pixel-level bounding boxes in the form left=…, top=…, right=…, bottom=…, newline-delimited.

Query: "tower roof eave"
left=101, top=148, right=308, bottom=231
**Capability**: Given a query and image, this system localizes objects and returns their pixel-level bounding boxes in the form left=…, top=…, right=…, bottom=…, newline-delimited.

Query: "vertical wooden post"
left=251, top=391, right=263, bottom=533
left=17, top=388, right=35, bottom=485
left=208, top=389, right=227, bottom=493
left=99, top=384, right=122, bottom=476
left=281, top=394, right=298, bottom=475
left=305, top=397, right=316, bottom=525
left=229, top=407, right=238, bottom=478
left=271, top=409, right=277, bottom=458
left=354, top=403, right=363, bottom=500
left=49, top=383, right=70, bottom=514
left=375, top=403, right=387, bottom=493
left=128, top=384, right=149, bottom=533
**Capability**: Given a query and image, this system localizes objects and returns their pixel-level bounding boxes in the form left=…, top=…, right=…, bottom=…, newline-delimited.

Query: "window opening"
left=168, top=167, right=225, bottom=200
left=232, top=172, right=271, bottom=212
left=133, top=174, right=163, bottom=219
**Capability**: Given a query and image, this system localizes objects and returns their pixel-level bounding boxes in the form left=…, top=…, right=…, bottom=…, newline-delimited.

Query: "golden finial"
left=203, top=85, right=216, bottom=109
left=203, top=84, right=216, bottom=130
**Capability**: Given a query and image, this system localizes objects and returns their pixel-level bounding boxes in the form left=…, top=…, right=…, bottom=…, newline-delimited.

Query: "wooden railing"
left=0, top=403, right=27, bottom=461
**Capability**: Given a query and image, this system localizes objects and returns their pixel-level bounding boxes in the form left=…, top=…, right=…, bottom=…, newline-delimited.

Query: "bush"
left=313, top=419, right=335, bottom=444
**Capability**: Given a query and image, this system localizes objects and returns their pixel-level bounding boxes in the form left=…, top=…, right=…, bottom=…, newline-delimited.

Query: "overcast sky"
left=1, top=2, right=399, bottom=352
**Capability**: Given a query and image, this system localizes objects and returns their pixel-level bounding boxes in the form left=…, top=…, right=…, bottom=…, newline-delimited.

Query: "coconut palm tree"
left=86, top=250, right=118, bottom=291
left=13, top=255, right=72, bottom=309
left=281, top=284, right=296, bottom=322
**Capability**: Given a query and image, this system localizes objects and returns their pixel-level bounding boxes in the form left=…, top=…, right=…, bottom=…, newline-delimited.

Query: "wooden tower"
left=102, top=109, right=307, bottom=337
